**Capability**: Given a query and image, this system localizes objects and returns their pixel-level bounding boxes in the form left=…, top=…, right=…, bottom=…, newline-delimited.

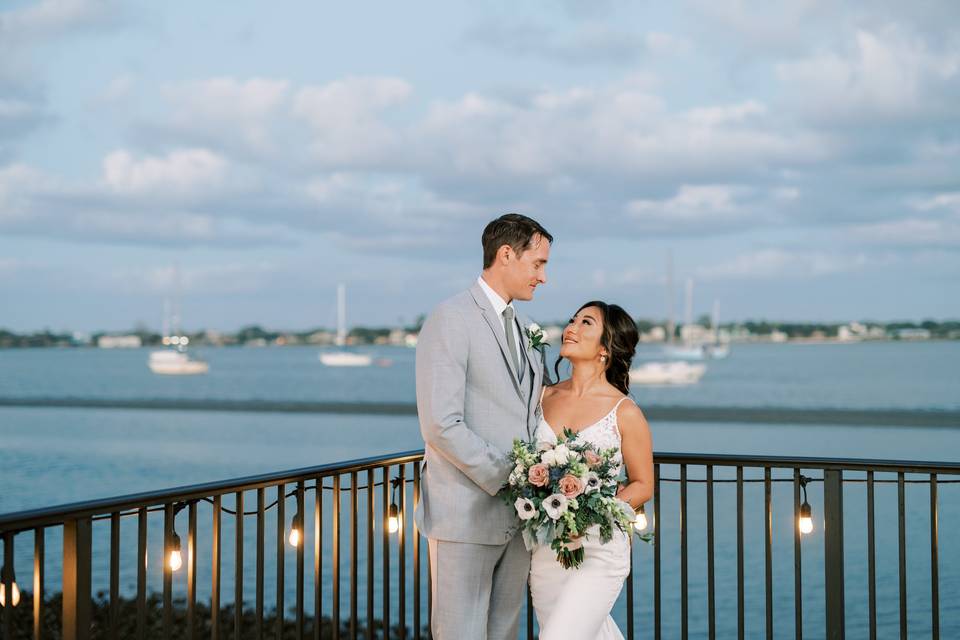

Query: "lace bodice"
left=536, top=398, right=627, bottom=475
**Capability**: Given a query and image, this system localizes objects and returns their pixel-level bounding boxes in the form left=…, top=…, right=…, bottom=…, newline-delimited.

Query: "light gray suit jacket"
left=414, top=282, right=545, bottom=545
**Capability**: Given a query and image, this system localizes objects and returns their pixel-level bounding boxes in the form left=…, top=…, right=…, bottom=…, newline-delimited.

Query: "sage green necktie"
left=502, top=306, right=520, bottom=375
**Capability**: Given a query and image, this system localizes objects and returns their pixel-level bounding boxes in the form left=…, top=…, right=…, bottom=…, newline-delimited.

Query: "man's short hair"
left=481, top=214, right=553, bottom=269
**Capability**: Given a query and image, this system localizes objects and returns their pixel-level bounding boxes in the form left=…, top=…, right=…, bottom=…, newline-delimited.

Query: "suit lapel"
left=518, top=311, right=546, bottom=440
left=469, top=283, right=524, bottom=400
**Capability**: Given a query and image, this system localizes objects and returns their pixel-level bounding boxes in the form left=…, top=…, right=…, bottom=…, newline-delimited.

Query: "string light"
left=0, top=565, right=20, bottom=608
left=165, top=502, right=187, bottom=572
left=168, top=532, right=183, bottom=572
left=633, top=504, right=648, bottom=531
left=387, top=504, right=401, bottom=534
left=798, top=475, right=814, bottom=535
left=289, top=509, right=302, bottom=547
left=387, top=477, right=401, bottom=534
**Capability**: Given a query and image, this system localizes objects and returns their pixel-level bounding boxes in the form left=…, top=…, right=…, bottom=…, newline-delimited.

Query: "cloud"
left=148, top=77, right=291, bottom=157
left=462, top=20, right=691, bottom=66
left=0, top=97, right=53, bottom=158
left=695, top=248, right=870, bottom=281
left=95, top=73, right=136, bottom=104
left=850, top=218, right=960, bottom=248
left=776, top=26, right=960, bottom=126
left=0, top=0, right=125, bottom=43
left=292, top=76, right=411, bottom=167
left=102, top=148, right=228, bottom=197
left=0, top=157, right=295, bottom=248
left=104, top=262, right=282, bottom=295
left=849, top=194, right=960, bottom=249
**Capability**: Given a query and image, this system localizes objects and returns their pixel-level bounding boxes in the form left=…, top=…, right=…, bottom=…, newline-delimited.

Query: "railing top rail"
left=653, top=451, right=960, bottom=473
left=0, top=449, right=424, bottom=532
left=3, top=449, right=959, bottom=532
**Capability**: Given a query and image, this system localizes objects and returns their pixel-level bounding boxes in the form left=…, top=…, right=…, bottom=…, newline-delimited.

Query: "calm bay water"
left=1, top=341, right=958, bottom=637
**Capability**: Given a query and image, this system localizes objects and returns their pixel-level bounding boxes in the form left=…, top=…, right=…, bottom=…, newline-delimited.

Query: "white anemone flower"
left=543, top=494, right=568, bottom=520
left=583, top=472, right=601, bottom=494
left=515, top=497, right=537, bottom=521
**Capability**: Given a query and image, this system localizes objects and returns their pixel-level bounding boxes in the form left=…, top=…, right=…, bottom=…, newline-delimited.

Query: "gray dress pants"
left=428, top=535, right=531, bottom=640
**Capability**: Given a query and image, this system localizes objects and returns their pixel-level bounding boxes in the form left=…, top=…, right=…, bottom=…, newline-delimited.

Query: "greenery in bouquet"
left=499, top=428, right=653, bottom=569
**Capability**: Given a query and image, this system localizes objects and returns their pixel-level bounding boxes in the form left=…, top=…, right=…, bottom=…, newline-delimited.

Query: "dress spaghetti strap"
left=610, top=396, right=631, bottom=439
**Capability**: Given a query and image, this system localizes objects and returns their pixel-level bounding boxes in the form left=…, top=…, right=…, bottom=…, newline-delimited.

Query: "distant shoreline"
left=1, top=336, right=959, bottom=349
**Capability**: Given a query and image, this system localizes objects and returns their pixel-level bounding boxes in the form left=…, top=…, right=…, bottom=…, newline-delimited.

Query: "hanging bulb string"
left=655, top=475, right=957, bottom=484
left=7, top=473, right=949, bottom=535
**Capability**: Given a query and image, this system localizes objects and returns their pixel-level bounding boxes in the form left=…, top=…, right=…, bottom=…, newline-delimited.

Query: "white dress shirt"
left=477, top=275, right=525, bottom=375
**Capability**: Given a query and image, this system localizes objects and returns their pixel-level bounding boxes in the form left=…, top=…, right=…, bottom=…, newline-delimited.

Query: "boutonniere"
left=525, top=322, right=549, bottom=353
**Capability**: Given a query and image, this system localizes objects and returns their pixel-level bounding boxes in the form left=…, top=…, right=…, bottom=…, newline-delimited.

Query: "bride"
left=530, top=301, right=654, bottom=640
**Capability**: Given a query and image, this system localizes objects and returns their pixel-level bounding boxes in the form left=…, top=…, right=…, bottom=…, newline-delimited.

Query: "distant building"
left=97, top=335, right=142, bottom=348
left=640, top=326, right=667, bottom=343
left=306, top=330, right=335, bottom=345
left=896, top=328, right=931, bottom=340
left=72, top=331, right=92, bottom=346
left=770, top=330, right=788, bottom=343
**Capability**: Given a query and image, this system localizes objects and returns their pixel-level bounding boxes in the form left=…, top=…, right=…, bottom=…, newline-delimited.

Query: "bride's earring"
left=600, top=354, right=608, bottom=363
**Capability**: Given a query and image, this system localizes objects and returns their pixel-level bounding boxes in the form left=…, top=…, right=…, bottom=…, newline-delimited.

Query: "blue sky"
left=1, top=0, right=958, bottom=332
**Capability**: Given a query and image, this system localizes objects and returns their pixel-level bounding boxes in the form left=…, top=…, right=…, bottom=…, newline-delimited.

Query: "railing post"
left=823, top=470, right=844, bottom=640
left=63, top=517, right=92, bottom=640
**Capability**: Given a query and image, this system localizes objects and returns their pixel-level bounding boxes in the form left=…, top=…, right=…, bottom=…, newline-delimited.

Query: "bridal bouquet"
left=499, top=429, right=652, bottom=569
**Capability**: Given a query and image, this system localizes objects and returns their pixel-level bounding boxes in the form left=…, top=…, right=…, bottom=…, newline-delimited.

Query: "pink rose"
left=558, top=474, right=584, bottom=498
left=528, top=464, right=550, bottom=487
left=584, top=450, right=601, bottom=467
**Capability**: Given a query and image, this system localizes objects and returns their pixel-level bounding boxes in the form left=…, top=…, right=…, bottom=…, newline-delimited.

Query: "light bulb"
left=387, top=504, right=401, bottom=534
left=0, top=565, right=19, bottom=608
left=634, top=509, right=648, bottom=531
left=798, top=502, right=814, bottom=535
left=289, top=510, right=302, bottom=547
left=168, top=533, right=183, bottom=571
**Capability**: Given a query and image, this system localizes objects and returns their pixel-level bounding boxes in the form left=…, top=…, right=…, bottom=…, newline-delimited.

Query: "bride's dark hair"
left=553, top=301, right=639, bottom=395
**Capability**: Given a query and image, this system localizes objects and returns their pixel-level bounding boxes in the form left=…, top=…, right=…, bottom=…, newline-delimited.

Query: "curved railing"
left=1, top=450, right=958, bottom=639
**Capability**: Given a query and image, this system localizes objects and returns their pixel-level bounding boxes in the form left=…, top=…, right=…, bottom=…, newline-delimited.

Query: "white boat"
left=662, top=344, right=707, bottom=360
left=148, top=295, right=209, bottom=375
left=148, top=349, right=209, bottom=375
left=319, top=351, right=373, bottom=367
left=704, top=343, right=730, bottom=359
left=319, top=284, right=373, bottom=367
left=629, top=361, right=707, bottom=385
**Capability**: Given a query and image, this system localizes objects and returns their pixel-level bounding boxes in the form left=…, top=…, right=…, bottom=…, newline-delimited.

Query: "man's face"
left=506, top=234, right=550, bottom=301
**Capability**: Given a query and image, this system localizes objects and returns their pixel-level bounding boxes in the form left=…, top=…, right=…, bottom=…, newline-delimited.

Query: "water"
left=2, top=341, right=957, bottom=410
left=1, top=341, right=958, bottom=637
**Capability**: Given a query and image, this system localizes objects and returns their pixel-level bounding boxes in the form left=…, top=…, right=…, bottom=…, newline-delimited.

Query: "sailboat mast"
left=712, top=299, right=720, bottom=345
left=161, top=298, right=170, bottom=339
left=684, top=277, right=694, bottom=335
left=665, top=250, right=675, bottom=344
left=336, top=283, right=347, bottom=346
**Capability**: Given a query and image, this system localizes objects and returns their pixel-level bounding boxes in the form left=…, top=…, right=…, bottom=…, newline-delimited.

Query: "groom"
left=415, top=214, right=552, bottom=640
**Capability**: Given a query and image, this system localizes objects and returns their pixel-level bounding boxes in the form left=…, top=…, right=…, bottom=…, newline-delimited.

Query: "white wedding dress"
left=529, top=398, right=632, bottom=640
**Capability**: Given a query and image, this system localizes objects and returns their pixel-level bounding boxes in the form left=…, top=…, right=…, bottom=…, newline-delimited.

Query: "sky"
left=0, top=0, right=958, bottom=332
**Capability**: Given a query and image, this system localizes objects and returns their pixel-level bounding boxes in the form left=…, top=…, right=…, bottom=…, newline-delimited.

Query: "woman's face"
left=560, top=306, right=606, bottom=362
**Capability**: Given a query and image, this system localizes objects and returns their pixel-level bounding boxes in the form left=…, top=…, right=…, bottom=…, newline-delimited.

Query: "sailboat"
left=663, top=277, right=708, bottom=360
left=630, top=253, right=707, bottom=384
left=703, top=300, right=730, bottom=359
left=148, top=297, right=209, bottom=375
left=319, top=284, right=373, bottom=367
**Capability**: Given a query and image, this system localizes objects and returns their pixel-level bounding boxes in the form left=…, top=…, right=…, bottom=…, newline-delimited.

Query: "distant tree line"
left=1, top=318, right=958, bottom=348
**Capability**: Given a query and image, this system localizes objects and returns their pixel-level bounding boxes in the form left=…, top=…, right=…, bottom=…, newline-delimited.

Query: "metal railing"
left=1, top=451, right=958, bottom=639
